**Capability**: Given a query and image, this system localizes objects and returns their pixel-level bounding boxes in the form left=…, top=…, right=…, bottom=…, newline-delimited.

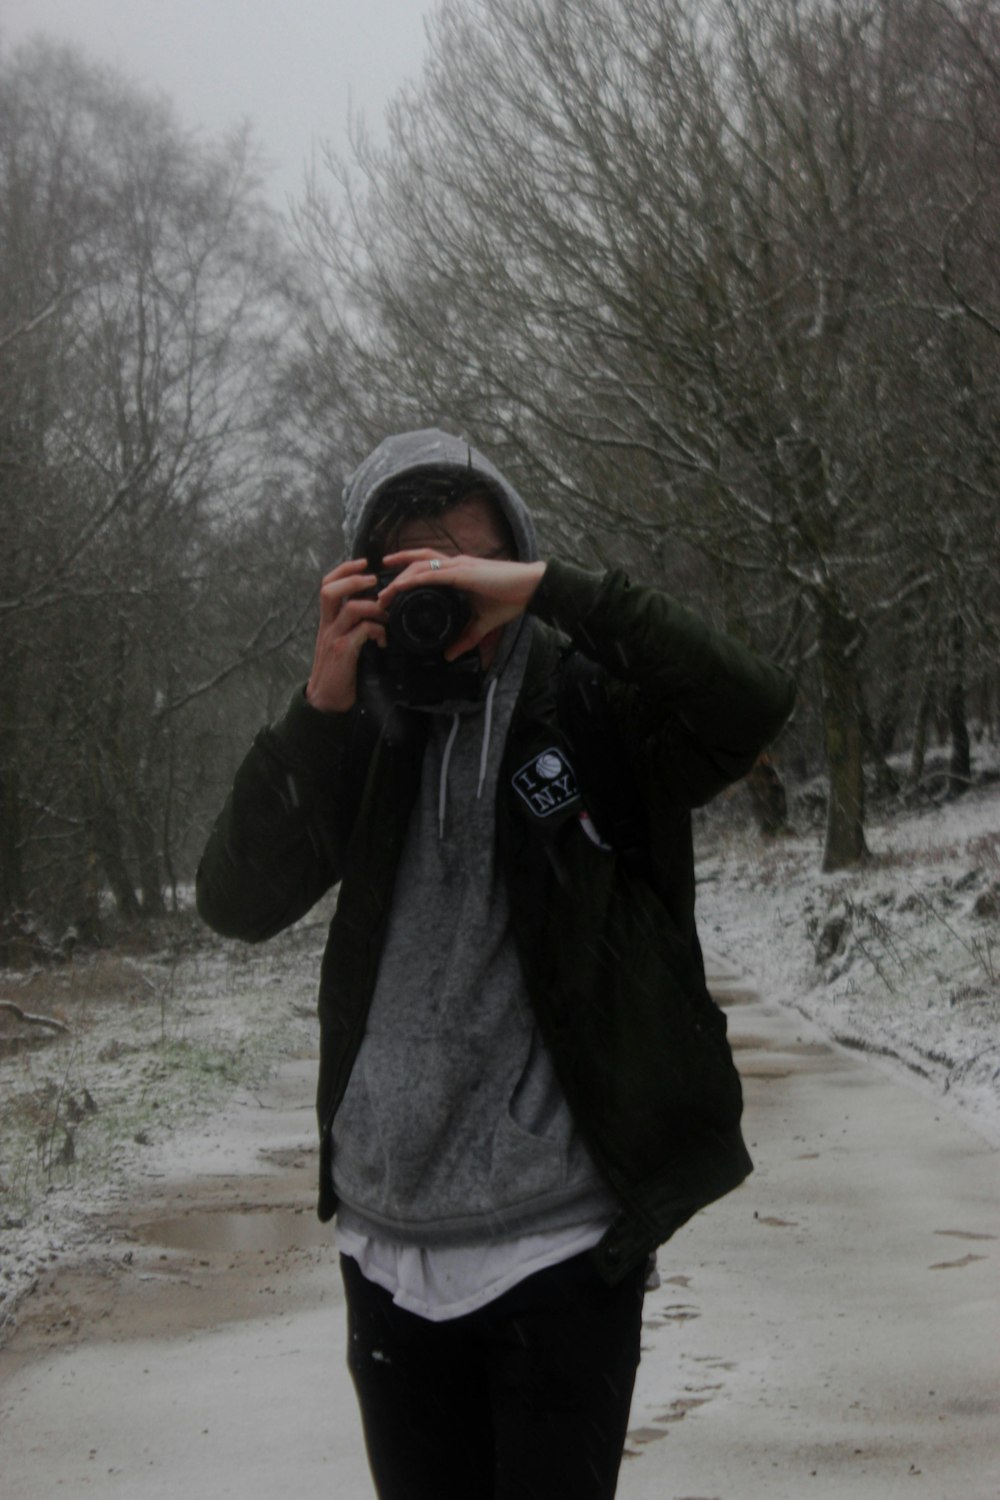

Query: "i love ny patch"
left=511, top=747, right=580, bottom=819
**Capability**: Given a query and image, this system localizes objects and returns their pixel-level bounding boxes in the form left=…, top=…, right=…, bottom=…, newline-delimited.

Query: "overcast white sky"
left=1, top=0, right=434, bottom=208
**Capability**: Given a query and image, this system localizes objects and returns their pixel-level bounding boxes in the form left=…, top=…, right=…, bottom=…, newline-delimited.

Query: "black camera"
left=359, top=567, right=483, bottom=706
left=374, top=568, right=470, bottom=657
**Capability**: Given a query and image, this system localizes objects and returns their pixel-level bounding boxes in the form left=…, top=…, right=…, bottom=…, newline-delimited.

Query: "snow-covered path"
left=1, top=959, right=997, bottom=1500
left=623, top=957, right=999, bottom=1499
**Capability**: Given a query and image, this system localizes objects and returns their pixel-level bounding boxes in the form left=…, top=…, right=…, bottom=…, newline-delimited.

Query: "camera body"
left=360, top=566, right=483, bottom=705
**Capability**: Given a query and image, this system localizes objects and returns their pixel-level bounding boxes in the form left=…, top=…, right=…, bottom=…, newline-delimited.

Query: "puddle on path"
left=135, top=1205, right=332, bottom=1256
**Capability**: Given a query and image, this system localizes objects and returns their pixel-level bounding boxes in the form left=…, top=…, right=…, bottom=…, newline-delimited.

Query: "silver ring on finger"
left=429, top=559, right=442, bottom=571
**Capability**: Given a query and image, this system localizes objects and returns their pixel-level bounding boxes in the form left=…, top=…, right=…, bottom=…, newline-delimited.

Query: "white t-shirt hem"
left=336, top=1218, right=610, bottom=1322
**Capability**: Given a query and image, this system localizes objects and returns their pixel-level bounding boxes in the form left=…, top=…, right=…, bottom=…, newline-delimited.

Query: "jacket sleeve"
left=195, top=687, right=360, bottom=942
left=530, top=559, right=796, bottom=807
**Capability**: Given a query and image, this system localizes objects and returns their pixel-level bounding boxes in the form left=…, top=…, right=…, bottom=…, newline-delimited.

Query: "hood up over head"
left=342, top=429, right=538, bottom=565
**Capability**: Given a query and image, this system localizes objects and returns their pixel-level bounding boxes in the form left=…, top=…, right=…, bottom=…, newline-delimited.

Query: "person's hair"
left=366, top=469, right=516, bottom=563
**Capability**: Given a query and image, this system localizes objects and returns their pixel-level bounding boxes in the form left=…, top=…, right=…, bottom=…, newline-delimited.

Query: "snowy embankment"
left=697, top=770, right=1000, bottom=1147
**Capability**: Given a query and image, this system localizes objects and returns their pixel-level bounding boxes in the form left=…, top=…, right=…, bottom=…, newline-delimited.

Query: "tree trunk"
left=93, top=804, right=142, bottom=919
left=0, top=646, right=27, bottom=923
left=74, top=852, right=105, bottom=947
left=745, top=756, right=789, bottom=836
left=860, top=694, right=900, bottom=800
left=132, top=799, right=166, bottom=916
left=0, top=745, right=25, bottom=922
left=909, top=651, right=937, bottom=786
left=817, top=604, right=869, bottom=871
left=875, top=624, right=911, bottom=759
left=947, top=613, right=971, bottom=796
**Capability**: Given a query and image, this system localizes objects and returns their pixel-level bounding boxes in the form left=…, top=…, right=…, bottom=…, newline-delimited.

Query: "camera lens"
left=393, top=587, right=463, bottom=654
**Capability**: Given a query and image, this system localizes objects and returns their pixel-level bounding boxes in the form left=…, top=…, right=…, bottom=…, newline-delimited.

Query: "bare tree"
left=0, top=40, right=305, bottom=946
left=294, top=0, right=1000, bottom=868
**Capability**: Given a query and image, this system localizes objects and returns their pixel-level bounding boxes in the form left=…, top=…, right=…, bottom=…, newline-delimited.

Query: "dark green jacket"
left=196, top=560, right=796, bottom=1283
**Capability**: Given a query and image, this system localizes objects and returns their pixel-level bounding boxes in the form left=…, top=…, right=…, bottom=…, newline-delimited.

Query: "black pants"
left=341, top=1250, right=645, bottom=1500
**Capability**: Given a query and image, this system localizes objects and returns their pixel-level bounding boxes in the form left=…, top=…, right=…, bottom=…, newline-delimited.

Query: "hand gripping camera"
left=360, top=565, right=483, bottom=706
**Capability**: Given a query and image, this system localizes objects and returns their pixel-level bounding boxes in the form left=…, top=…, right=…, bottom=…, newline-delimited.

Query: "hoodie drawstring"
left=438, top=713, right=460, bottom=839
left=477, top=677, right=498, bottom=800
left=436, top=676, right=500, bottom=838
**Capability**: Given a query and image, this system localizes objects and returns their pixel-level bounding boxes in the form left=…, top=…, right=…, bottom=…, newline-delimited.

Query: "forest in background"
left=2, top=0, right=999, bottom=957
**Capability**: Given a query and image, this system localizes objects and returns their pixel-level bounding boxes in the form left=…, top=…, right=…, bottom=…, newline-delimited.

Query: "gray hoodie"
left=331, top=430, right=616, bottom=1244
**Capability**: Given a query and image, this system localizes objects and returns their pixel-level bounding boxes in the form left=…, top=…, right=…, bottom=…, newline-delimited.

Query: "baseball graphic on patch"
left=512, top=746, right=581, bottom=818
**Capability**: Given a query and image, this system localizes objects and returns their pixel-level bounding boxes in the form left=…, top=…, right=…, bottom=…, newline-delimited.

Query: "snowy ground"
left=1, top=772, right=998, bottom=1498
left=697, top=767, right=1000, bottom=1149
left=2, top=773, right=999, bottom=1341
left=0, top=897, right=334, bottom=1339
